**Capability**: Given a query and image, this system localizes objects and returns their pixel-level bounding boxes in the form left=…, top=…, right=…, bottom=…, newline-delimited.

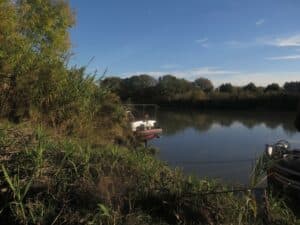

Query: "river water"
left=151, top=110, right=300, bottom=185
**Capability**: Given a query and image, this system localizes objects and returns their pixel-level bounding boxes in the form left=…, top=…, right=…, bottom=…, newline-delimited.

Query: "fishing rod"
left=173, top=158, right=256, bottom=165
left=193, top=187, right=265, bottom=196
left=153, top=187, right=266, bottom=198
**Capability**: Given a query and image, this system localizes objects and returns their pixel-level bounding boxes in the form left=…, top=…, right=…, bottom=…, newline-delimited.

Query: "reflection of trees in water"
left=158, top=110, right=298, bottom=136
left=157, top=111, right=214, bottom=135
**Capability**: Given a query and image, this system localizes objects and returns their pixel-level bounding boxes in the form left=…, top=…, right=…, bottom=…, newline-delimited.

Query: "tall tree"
left=219, top=83, right=234, bottom=93
left=156, top=75, right=193, bottom=101
left=243, top=82, right=257, bottom=92
left=0, top=0, right=75, bottom=122
left=295, top=108, right=300, bottom=131
left=101, top=77, right=123, bottom=94
left=264, top=83, right=281, bottom=93
left=194, top=77, right=214, bottom=92
left=284, top=82, right=300, bottom=93
left=120, top=74, right=157, bottom=100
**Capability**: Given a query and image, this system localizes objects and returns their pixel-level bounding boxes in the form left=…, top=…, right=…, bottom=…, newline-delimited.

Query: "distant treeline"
left=101, top=74, right=300, bottom=110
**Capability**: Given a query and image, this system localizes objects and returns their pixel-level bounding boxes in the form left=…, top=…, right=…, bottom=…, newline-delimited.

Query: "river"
left=151, top=109, right=300, bottom=185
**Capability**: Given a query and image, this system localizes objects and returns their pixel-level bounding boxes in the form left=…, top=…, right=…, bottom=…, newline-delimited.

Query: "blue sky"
left=70, top=0, right=300, bottom=86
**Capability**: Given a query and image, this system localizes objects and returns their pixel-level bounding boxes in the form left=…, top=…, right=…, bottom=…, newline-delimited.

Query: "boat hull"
left=267, top=158, right=300, bottom=200
left=135, top=128, right=163, bottom=140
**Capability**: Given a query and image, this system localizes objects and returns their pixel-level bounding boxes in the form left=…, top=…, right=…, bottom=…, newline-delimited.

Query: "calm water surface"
left=151, top=110, right=300, bottom=185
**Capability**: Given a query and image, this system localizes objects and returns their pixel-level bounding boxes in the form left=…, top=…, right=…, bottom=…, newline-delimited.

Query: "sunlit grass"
left=1, top=123, right=299, bottom=224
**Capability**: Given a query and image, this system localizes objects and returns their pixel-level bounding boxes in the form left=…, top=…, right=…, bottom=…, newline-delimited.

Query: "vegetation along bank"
left=0, top=0, right=299, bottom=224
left=101, top=75, right=300, bottom=110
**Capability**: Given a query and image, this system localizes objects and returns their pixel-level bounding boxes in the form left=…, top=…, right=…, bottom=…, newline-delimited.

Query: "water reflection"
left=158, top=110, right=298, bottom=135
left=152, top=109, right=300, bottom=185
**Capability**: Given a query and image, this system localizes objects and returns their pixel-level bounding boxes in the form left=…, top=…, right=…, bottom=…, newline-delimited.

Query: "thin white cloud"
left=121, top=67, right=300, bottom=86
left=227, top=34, right=300, bottom=49
left=256, top=19, right=265, bottom=26
left=195, top=38, right=209, bottom=48
left=265, top=55, right=300, bottom=60
left=228, top=72, right=300, bottom=86
left=264, top=34, right=300, bottom=47
left=225, top=40, right=258, bottom=48
left=195, top=38, right=208, bottom=43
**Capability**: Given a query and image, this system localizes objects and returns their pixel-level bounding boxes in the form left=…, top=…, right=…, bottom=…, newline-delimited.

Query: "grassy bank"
left=0, top=122, right=299, bottom=225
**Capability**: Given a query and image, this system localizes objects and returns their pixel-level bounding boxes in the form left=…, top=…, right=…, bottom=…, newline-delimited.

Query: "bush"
left=194, top=77, right=214, bottom=92
left=218, top=83, right=234, bottom=93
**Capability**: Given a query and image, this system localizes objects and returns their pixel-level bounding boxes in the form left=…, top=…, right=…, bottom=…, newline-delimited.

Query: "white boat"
left=125, top=104, right=163, bottom=141
left=131, top=120, right=157, bottom=132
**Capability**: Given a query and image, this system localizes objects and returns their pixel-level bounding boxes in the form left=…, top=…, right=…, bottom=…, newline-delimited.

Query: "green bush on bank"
left=0, top=124, right=299, bottom=225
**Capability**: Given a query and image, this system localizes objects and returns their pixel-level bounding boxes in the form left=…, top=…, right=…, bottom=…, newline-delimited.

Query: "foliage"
left=194, top=77, right=214, bottom=92
left=295, top=107, right=300, bottom=131
left=284, top=81, right=300, bottom=93
left=0, top=0, right=75, bottom=122
left=264, top=83, right=281, bottom=93
left=0, top=125, right=299, bottom=225
left=101, top=76, right=123, bottom=95
left=120, top=75, right=158, bottom=101
left=219, top=83, right=234, bottom=93
left=243, top=82, right=257, bottom=92
left=157, top=75, right=193, bottom=98
left=0, top=1, right=127, bottom=140
left=102, top=74, right=299, bottom=110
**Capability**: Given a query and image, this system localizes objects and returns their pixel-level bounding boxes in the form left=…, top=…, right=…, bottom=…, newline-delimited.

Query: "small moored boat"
left=265, top=140, right=300, bottom=196
left=131, top=120, right=162, bottom=140
left=126, top=104, right=163, bottom=141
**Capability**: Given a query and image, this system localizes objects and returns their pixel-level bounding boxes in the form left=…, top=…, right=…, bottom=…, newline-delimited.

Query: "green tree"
left=121, top=74, right=157, bottom=100
left=0, top=0, right=75, bottom=122
left=284, top=82, right=300, bottom=93
left=243, top=82, right=257, bottom=92
left=157, top=75, right=192, bottom=97
left=264, top=83, right=281, bottom=93
left=101, top=77, right=123, bottom=94
left=219, top=83, right=234, bottom=93
left=123, top=74, right=157, bottom=90
left=194, top=77, right=214, bottom=92
left=295, top=103, right=300, bottom=131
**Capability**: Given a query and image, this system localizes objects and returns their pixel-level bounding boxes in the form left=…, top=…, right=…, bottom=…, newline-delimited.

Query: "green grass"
left=0, top=123, right=299, bottom=225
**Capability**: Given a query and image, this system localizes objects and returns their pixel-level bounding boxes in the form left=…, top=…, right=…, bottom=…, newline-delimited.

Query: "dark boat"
left=266, top=140, right=300, bottom=198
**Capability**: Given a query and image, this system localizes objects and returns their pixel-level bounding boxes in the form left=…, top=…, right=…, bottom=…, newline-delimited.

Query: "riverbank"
left=2, top=1, right=299, bottom=223
left=0, top=122, right=298, bottom=225
left=154, top=93, right=299, bottom=111
left=102, top=75, right=300, bottom=111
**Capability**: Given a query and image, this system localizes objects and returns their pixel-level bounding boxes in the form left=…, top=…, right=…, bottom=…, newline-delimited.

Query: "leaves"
left=0, top=0, right=75, bottom=119
left=97, top=204, right=110, bottom=217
